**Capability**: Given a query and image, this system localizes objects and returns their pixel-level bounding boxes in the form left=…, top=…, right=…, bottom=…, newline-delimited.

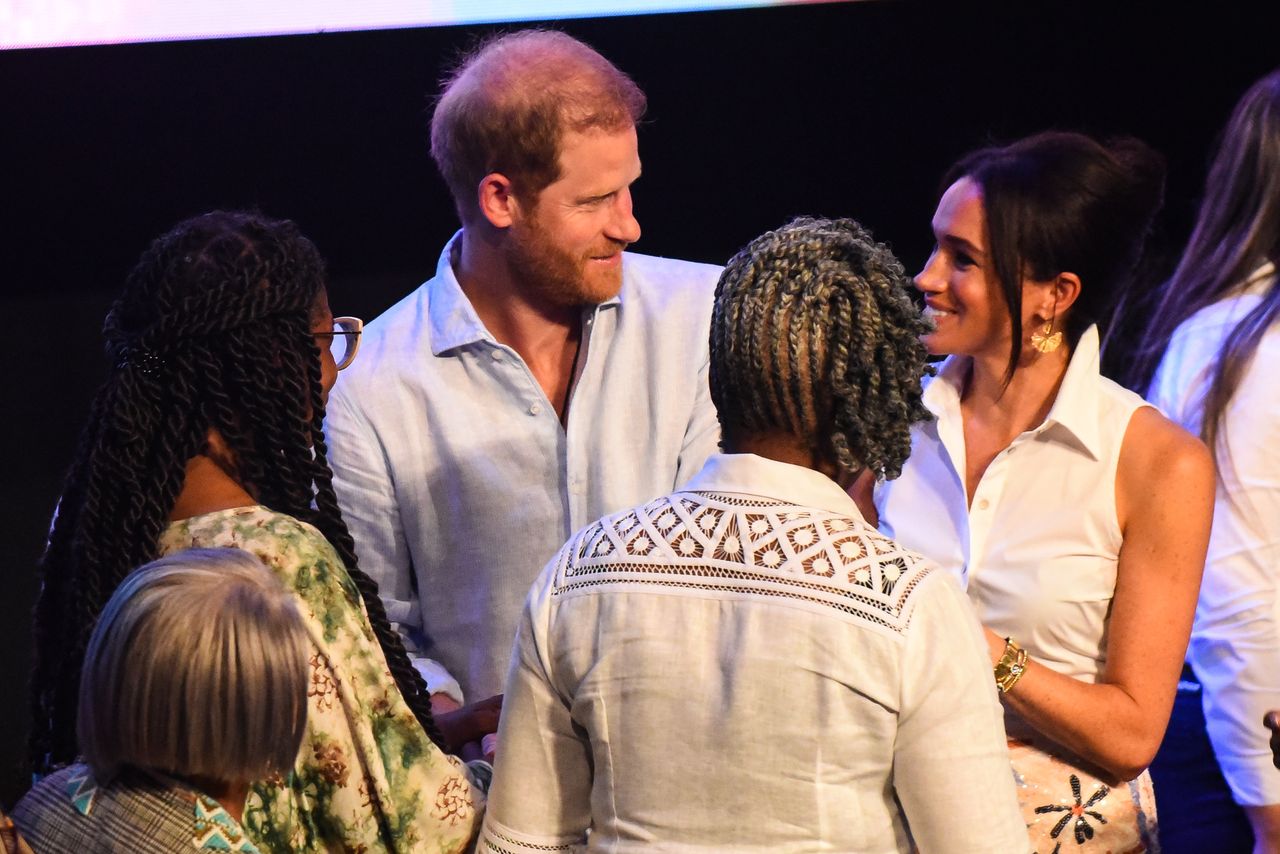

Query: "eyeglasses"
left=314, top=316, right=363, bottom=371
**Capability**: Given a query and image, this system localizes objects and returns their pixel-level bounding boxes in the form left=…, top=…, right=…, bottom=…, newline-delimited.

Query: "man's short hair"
left=77, top=548, right=309, bottom=784
left=430, top=29, right=646, bottom=222
left=710, top=217, right=934, bottom=481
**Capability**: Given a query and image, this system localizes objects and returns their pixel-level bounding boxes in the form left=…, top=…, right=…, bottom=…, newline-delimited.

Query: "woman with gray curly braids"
left=710, top=216, right=934, bottom=484
left=478, top=217, right=1026, bottom=853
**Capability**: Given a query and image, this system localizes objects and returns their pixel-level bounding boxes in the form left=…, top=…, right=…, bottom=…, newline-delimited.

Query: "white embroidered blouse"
left=480, top=453, right=1027, bottom=854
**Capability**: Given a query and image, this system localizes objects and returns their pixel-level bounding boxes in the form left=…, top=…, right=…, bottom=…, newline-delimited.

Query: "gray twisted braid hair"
left=710, top=216, right=934, bottom=481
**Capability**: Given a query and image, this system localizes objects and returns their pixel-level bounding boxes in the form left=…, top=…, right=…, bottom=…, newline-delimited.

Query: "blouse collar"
left=65, top=766, right=262, bottom=853
left=925, top=324, right=1107, bottom=461
left=683, top=453, right=864, bottom=521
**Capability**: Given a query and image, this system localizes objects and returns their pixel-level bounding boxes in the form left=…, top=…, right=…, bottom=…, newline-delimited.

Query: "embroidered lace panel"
left=553, top=491, right=934, bottom=634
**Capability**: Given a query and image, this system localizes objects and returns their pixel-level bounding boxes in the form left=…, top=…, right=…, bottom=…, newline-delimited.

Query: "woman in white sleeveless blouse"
left=873, top=132, right=1214, bottom=853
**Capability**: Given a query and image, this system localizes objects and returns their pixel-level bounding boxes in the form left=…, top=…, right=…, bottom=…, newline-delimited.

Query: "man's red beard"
left=504, top=214, right=628, bottom=309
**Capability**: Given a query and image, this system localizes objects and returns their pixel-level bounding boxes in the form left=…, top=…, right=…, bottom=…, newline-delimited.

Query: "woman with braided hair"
left=29, top=210, right=494, bottom=852
left=478, top=217, right=1028, bottom=852
left=875, top=132, right=1215, bottom=851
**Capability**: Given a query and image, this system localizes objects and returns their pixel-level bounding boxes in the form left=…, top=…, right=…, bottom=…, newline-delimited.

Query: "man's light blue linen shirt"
left=325, top=234, right=722, bottom=700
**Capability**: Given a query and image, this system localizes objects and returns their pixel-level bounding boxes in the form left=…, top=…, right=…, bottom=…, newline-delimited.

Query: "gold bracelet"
left=993, top=636, right=1029, bottom=694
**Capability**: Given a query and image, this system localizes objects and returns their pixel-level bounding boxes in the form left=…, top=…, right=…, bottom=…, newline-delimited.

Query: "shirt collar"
left=682, top=453, right=865, bottom=521
left=427, top=230, right=625, bottom=356
left=1039, top=324, right=1104, bottom=458
left=65, top=766, right=261, bottom=853
left=428, top=231, right=492, bottom=356
left=924, top=324, right=1106, bottom=460
left=922, top=353, right=964, bottom=417
left=191, top=792, right=261, bottom=853
left=66, top=765, right=97, bottom=815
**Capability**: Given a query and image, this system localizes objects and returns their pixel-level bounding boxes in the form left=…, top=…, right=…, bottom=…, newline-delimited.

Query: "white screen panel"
left=1, top=0, right=842, bottom=51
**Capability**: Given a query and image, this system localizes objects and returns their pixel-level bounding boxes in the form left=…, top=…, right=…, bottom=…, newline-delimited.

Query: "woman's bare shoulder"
left=1118, top=405, right=1214, bottom=522
left=1124, top=406, right=1211, bottom=472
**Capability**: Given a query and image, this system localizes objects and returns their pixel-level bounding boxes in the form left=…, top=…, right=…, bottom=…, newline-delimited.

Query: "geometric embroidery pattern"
left=192, top=795, right=262, bottom=852
left=61, top=767, right=260, bottom=852
left=66, top=766, right=97, bottom=816
left=556, top=490, right=935, bottom=635
left=481, top=828, right=578, bottom=853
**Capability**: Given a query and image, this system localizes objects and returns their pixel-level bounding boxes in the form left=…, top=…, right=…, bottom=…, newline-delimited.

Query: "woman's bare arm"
left=986, top=407, right=1214, bottom=782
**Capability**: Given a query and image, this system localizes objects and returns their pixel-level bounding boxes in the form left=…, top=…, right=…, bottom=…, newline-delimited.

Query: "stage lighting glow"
left=1, top=0, right=846, bottom=51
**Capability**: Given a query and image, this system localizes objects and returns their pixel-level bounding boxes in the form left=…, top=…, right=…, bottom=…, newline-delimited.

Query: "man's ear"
left=476, top=172, right=519, bottom=229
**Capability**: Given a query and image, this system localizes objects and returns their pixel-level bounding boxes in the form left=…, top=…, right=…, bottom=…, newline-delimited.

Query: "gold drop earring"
left=1030, top=317, right=1062, bottom=354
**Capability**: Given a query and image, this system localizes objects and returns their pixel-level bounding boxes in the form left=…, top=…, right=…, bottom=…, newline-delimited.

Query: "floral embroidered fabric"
left=1010, top=739, right=1158, bottom=853
left=159, top=506, right=482, bottom=853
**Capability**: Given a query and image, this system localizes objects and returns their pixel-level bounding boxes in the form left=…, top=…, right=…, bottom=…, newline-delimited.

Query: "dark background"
left=2, top=0, right=1277, bottom=805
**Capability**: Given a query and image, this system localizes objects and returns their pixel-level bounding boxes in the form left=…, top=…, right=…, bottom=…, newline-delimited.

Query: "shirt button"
left=529, top=404, right=541, bottom=416
left=976, top=498, right=990, bottom=510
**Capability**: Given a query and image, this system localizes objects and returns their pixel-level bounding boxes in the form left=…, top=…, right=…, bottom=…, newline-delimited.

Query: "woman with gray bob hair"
left=13, top=548, right=307, bottom=853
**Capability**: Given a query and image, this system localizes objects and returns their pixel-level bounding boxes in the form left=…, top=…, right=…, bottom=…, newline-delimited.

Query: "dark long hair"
left=30, top=211, right=446, bottom=774
left=1125, top=69, right=1280, bottom=453
left=943, top=131, right=1165, bottom=380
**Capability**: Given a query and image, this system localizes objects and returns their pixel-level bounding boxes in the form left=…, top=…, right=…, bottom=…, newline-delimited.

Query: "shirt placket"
left=932, top=387, right=974, bottom=584
left=564, top=307, right=600, bottom=530
left=966, top=432, right=1033, bottom=586
left=484, top=335, right=565, bottom=493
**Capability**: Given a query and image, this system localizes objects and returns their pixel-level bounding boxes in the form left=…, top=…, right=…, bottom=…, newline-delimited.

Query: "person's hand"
left=430, top=691, right=462, bottom=715
left=1264, top=711, right=1280, bottom=769
left=457, top=733, right=499, bottom=765
left=436, top=693, right=503, bottom=753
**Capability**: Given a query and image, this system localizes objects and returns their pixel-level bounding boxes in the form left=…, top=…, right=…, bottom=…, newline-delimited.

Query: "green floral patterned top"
left=159, top=506, right=483, bottom=853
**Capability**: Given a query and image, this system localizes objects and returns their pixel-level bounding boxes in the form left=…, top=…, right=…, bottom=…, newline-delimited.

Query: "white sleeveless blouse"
left=876, top=326, right=1149, bottom=685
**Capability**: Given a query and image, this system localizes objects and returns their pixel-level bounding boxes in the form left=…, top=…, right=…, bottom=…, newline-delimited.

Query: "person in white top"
left=480, top=217, right=1028, bottom=853
left=873, top=132, right=1214, bottom=852
left=1136, top=69, right=1280, bottom=853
